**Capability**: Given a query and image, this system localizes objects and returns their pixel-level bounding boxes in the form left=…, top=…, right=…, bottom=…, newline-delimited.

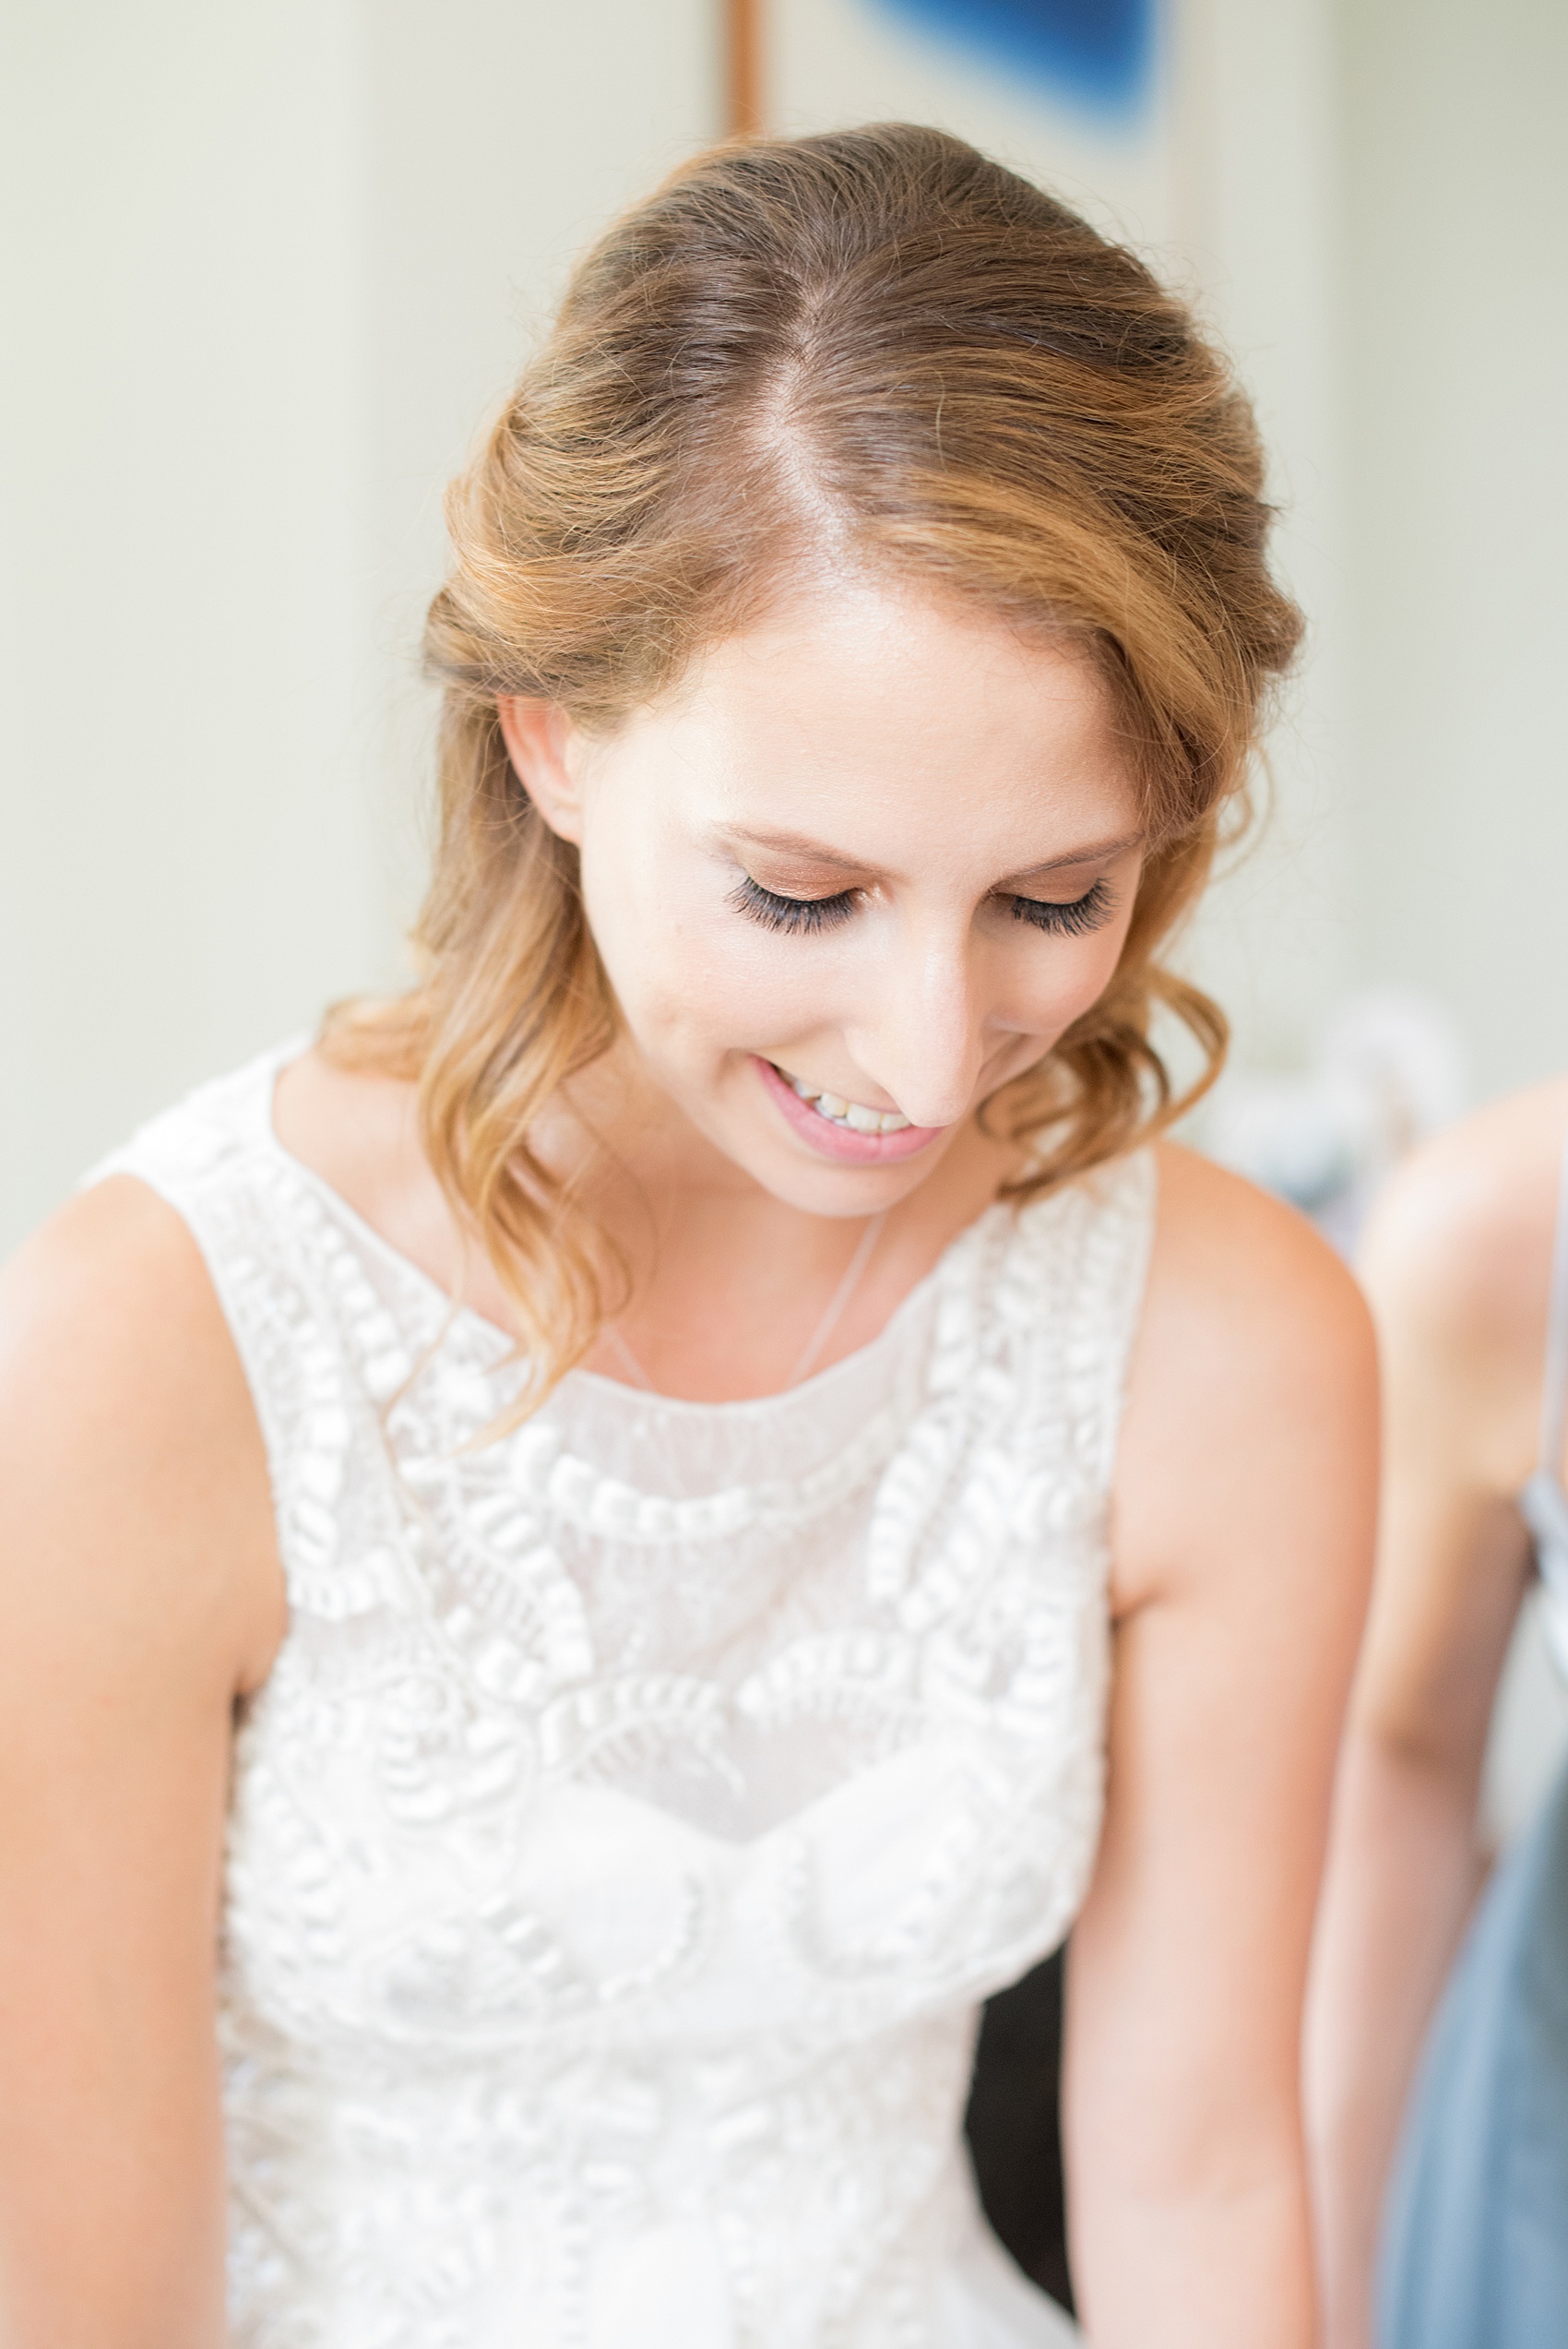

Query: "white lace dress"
left=91, top=1046, right=1156, bottom=2349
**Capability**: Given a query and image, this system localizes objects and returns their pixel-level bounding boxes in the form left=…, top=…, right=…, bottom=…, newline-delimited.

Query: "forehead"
left=615, top=578, right=1141, bottom=866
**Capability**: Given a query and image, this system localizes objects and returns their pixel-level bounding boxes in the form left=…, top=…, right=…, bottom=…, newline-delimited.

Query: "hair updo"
left=333, top=122, right=1302, bottom=1406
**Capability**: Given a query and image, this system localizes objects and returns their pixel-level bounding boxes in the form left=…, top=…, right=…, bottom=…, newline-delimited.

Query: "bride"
left=0, top=125, right=1372, bottom=2346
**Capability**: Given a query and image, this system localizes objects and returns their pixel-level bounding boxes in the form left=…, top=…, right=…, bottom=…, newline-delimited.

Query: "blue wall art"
left=865, top=0, right=1157, bottom=125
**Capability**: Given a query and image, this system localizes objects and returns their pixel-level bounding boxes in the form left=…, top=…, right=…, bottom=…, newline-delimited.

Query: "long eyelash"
left=730, top=875, right=859, bottom=935
left=1009, top=878, right=1115, bottom=936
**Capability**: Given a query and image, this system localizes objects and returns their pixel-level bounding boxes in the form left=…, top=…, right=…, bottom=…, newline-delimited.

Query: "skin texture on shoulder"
left=0, top=1176, right=282, bottom=2345
left=1307, top=1074, right=1568, bottom=2349
left=1360, top=1076, right=1568, bottom=1509
left=1063, top=1141, right=1376, bottom=2349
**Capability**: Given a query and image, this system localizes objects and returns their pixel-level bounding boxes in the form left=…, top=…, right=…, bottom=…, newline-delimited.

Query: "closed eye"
left=731, top=873, right=1117, bottom=937
left=1008, top=878, right=1116, bottom=936
left=731, top=875, right=859, bottom=935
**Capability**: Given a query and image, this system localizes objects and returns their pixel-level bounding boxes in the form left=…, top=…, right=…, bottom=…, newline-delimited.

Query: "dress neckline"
left=256, top=1042, right=1000, bottom=1419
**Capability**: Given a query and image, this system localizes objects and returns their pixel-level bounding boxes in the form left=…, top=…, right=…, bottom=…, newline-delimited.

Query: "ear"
left=496, top=697, right=584, bottom=844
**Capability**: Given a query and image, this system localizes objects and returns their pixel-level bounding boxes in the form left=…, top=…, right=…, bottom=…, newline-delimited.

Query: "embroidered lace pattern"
left=91, top=1048, right=1155, bottom=2349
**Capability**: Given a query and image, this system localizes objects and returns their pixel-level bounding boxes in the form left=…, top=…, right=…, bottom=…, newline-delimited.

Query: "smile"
left=773, top=1066, right=913, bottom=1134
left=752, top=1057, right=944, bottom=1164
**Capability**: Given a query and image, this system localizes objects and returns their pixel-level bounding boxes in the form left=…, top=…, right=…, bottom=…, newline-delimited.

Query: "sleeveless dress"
left=1377, top=1136, right=1568, bottom=2348
left=89, top=1045, right=1157, bottom=2349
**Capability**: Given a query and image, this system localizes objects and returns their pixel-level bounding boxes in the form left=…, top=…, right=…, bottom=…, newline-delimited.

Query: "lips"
left=777, top=1067, right=912, bottom=1135
left=753, top=1057, right=946, bottom=1164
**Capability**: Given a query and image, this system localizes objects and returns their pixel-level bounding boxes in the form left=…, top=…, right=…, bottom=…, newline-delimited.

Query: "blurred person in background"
left=0, top=127, right=1373, bottom=2348
left=1310, top=1080, right=1568, bottom=2347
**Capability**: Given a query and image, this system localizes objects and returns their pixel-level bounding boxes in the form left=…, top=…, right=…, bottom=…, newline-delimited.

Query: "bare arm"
left=0, top=1180, right=283, bottom=2348
left=1305, top=1094, right=1562, bottom=2349
left=1066, top=1145, right=1376, bottom=2349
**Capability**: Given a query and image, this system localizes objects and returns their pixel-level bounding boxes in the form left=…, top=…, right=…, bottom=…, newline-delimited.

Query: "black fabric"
left=965, top=1945, right=1074, bottom=2316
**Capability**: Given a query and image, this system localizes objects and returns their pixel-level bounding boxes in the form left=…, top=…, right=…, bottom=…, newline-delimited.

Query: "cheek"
left=576, top=826, right=789, bottom=1057
left=1014, top=918, right=1134, bottom=1040
left=1076, top=920, right=1134, bottom=1007
left=1068, top=871, right=1144, bottom=1010
left=575, top=818, right=674, bottom=1024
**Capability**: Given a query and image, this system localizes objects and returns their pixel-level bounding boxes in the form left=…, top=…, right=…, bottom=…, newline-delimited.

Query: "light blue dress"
left=1377, top=1140, right=1568, bottom=2349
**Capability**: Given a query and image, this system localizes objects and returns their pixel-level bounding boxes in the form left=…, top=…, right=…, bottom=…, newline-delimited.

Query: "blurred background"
left=2, top=0, right=1566, bottom=1808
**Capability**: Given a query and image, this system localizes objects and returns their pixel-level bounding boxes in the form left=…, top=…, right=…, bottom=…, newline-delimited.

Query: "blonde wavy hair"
left=329, top=123, right=1302, bottom=1410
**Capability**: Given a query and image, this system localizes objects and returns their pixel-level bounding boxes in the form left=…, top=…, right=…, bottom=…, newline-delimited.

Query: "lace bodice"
left=91, top=1047, right=1156, bottom=2349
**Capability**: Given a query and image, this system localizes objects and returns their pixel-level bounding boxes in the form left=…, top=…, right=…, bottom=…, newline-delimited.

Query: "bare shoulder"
left=0, top=1176, right=221, bottom=1423
left=0, top=1176, right=282, bottom=1692
left=1354, top=1078, right=1568, bottom=1496
left=275, top=1042, right=425, bottom=1227
left=1360, top=1076, right=1568, bottom=1361
left=277, top=1043, right=441, bottom=1258
left=1114, top=1141, right=1377, bottom=1610
left=1143, top=1138, right=1374, bottom=1381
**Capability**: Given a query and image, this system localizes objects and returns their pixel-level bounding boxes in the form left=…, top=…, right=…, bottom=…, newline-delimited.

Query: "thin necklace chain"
left=604, top=1210, right=890, bottom=1397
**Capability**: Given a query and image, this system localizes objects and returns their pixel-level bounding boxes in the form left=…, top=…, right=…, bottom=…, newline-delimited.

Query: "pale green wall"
left=0, top=0, right=717, bottom=1249
left=1336, top=0, right=1568, bottom=1103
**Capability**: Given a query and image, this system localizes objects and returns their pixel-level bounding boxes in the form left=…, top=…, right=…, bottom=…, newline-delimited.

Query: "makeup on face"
left=561, top=581, right=1146, bottom=1210
left=722, top=847, right=1130, bottom=948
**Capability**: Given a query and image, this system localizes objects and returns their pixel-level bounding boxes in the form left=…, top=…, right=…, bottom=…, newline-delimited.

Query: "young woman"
left=1310, top=1079, right=1568, bottom=2349
left=0, top=127, right=1373, bottom=2347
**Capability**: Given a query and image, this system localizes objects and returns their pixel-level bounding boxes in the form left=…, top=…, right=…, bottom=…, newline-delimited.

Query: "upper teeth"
left=783, top=1070, right=911, bottom=1133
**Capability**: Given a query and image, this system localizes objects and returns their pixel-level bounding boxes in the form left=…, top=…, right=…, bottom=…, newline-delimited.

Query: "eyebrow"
left=722, top=825, right=1146, bottom=886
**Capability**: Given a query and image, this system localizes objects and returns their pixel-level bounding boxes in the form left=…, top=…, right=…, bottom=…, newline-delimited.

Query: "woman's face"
left=501, top=578, right=1145, bottom=1217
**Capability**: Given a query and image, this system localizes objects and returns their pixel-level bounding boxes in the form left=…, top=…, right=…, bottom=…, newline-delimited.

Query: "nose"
left=842, top=919, right=993, bottom=1131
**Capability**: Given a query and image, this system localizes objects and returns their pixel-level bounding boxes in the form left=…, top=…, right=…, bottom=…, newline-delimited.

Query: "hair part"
left=328, top=122, right=1301, bottom=1412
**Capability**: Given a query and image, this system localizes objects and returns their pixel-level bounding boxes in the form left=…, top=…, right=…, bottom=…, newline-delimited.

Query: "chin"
left=758, top=1119, right=960, bottom=1209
